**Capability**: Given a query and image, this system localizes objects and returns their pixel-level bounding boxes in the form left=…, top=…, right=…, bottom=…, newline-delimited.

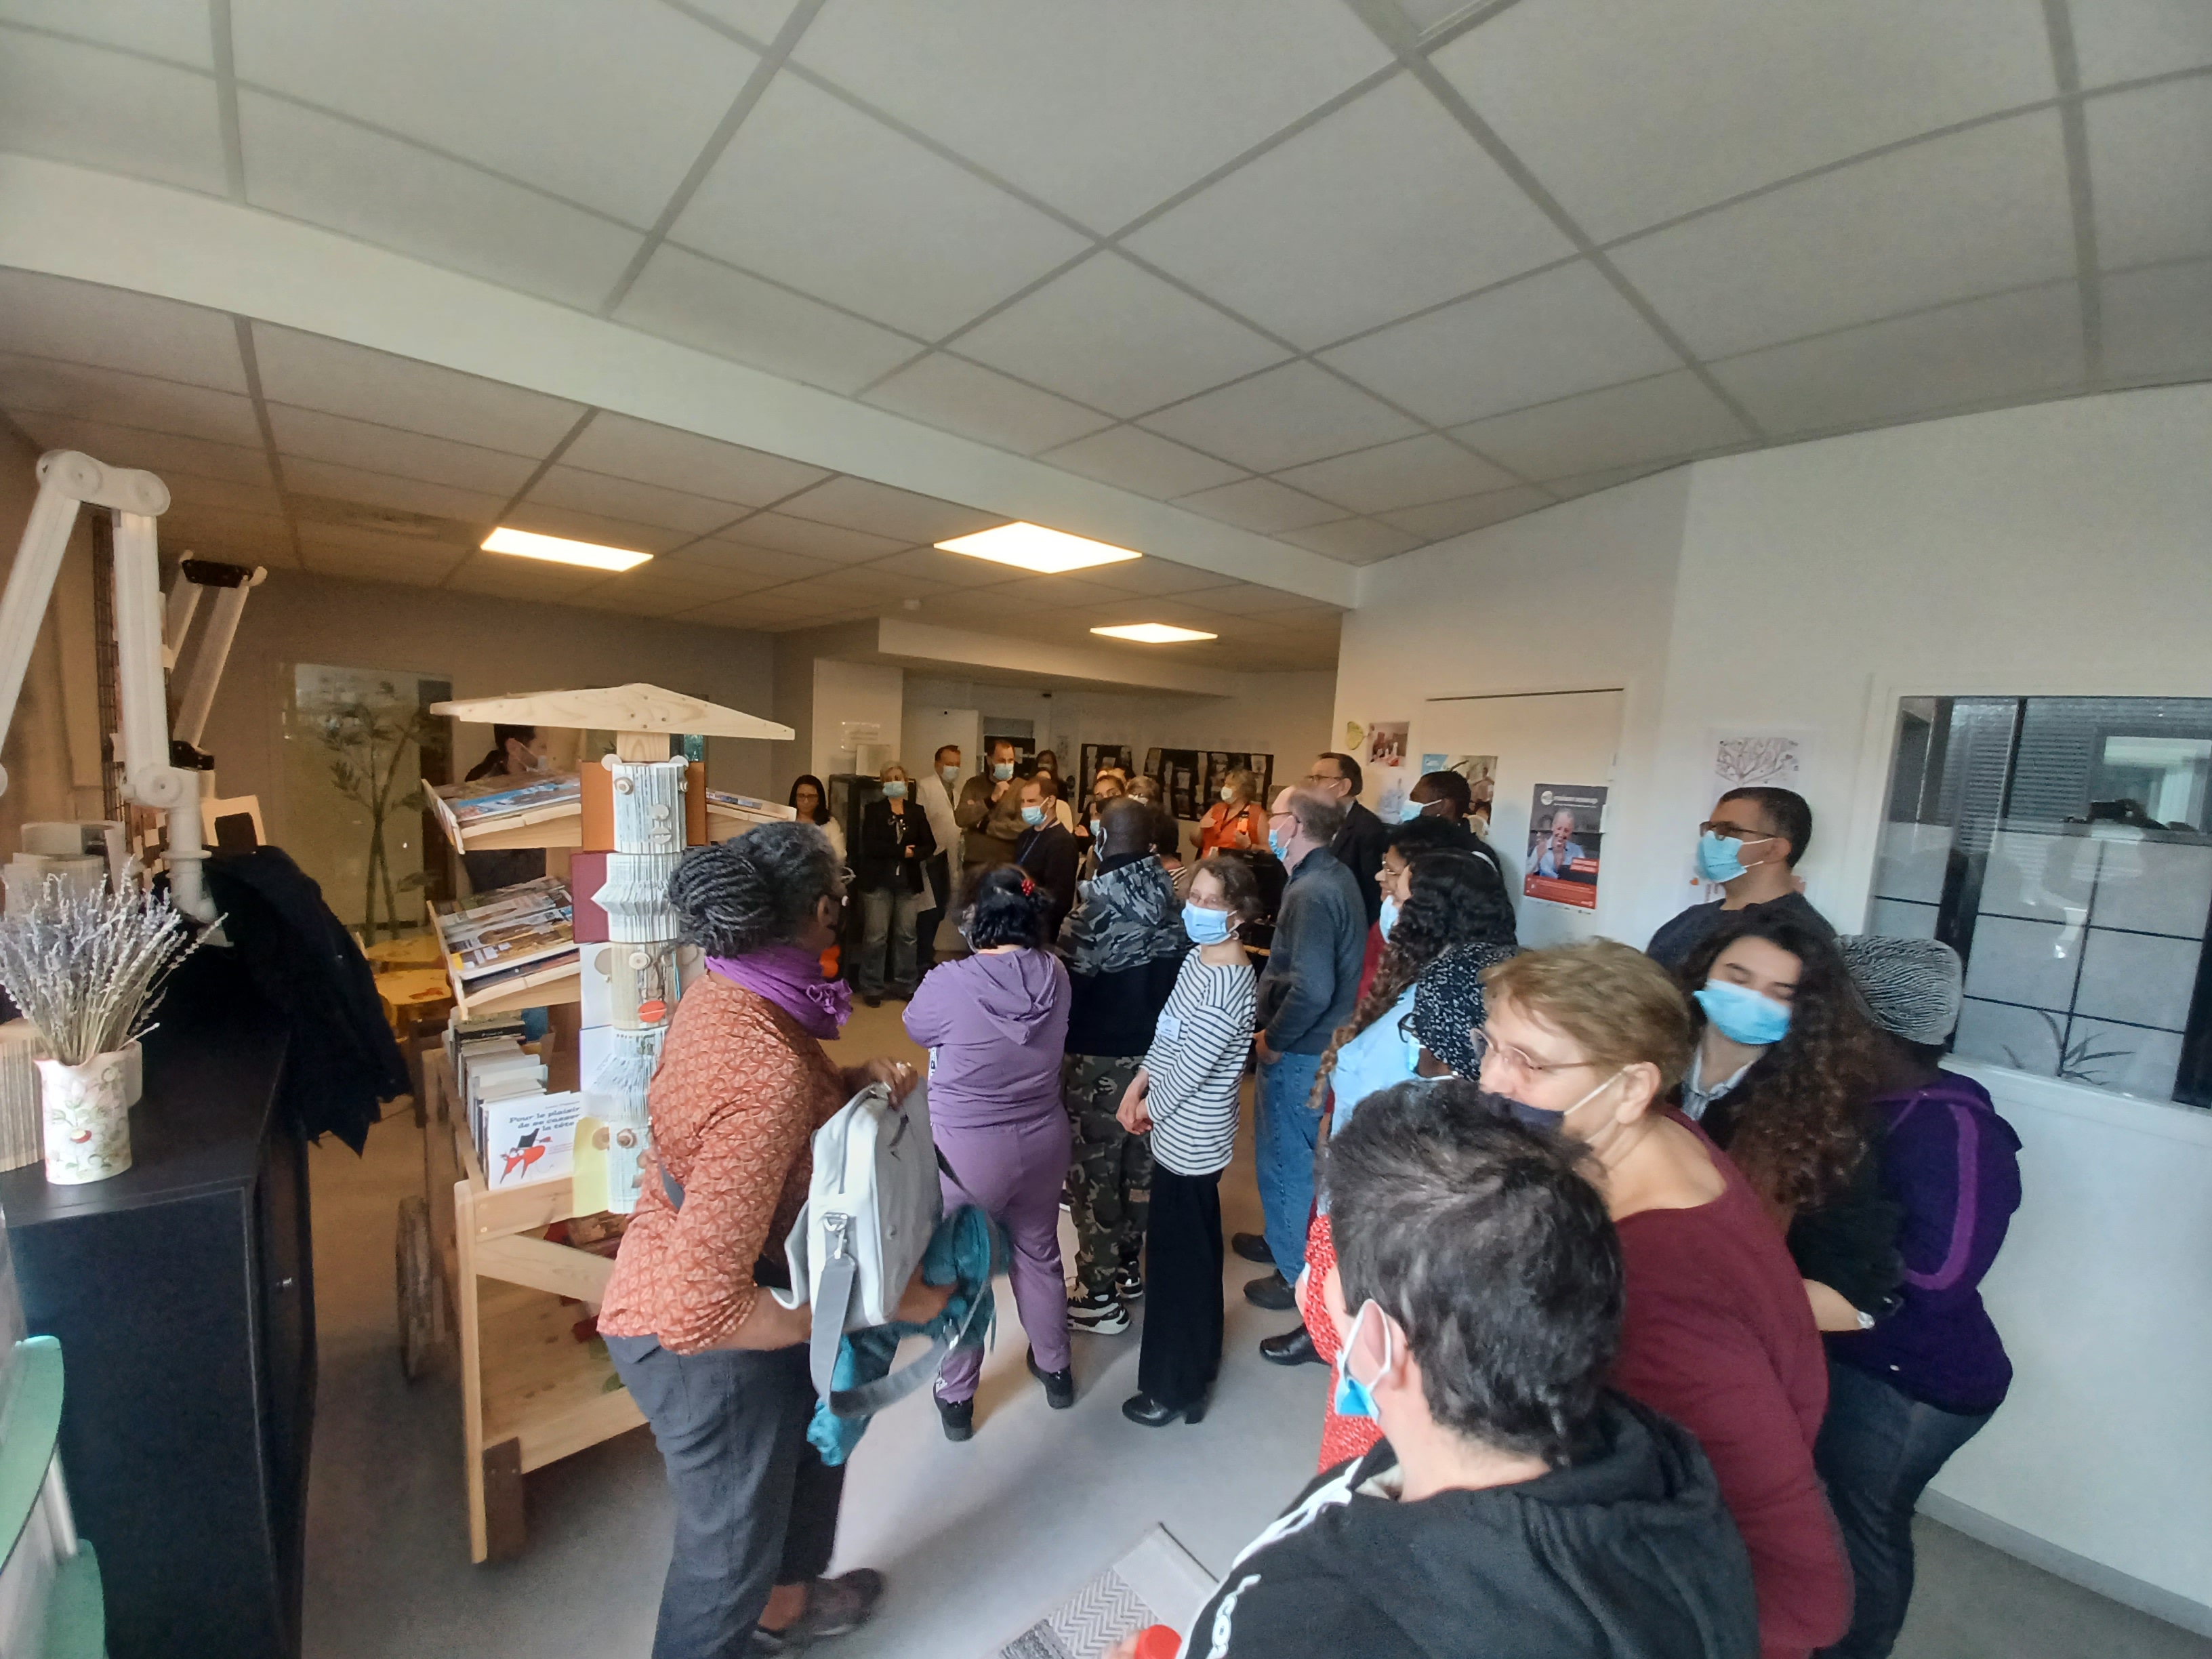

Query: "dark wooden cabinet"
left=0, top=1012, right=308, bottom=1659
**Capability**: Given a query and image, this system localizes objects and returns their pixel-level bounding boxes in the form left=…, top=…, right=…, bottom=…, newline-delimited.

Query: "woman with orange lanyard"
left=1195, top=766, right=1267, bottom=855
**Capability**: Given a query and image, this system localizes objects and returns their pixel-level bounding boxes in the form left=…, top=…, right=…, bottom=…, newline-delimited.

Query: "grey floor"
left=302, top=1003, right=2211, bottom=1659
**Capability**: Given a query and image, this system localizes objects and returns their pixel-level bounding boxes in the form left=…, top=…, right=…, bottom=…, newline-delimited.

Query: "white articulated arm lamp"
left=0, top=449, right=266, bottom=925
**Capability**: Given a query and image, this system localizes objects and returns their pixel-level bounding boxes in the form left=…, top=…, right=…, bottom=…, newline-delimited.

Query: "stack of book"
left=428, top=772, right=581, bottom=851
left=446, top=1010, right=584, bottom=1190
left=706, top=790, right=798, bottom=833
left=431, top=876, right=578, bottom=1004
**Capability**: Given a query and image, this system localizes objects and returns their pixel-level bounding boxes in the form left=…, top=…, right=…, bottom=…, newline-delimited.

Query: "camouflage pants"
left=1062, top=1052, right=1153, bottom=1298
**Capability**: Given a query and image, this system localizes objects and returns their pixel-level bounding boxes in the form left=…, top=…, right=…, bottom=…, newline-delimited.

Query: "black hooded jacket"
left=1185, top=1395, right=1758, bottom=1659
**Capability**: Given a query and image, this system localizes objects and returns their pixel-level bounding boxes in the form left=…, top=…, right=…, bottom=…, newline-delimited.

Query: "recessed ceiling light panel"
left=482, top=525, right=652, bottom=572
left=1091, top=623, right=1218, bottom=644
left=935, top=521, right=1142, bottom=574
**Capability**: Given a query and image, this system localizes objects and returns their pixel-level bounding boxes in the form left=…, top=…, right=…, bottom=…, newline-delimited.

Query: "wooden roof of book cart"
left=429, top=683, right=793, bottom=747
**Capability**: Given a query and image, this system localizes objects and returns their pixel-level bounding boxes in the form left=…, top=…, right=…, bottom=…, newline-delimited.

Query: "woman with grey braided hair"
left=598, top=822, right=948, bottom=1657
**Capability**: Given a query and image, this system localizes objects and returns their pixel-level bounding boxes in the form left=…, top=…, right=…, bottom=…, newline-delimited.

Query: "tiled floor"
left=301, top=1002, right=2211, bottom=1658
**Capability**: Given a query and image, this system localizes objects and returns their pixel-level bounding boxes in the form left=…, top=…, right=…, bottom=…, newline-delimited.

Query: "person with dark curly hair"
left=1673, top=912, right=1904, bottom=1332
left=1478, top=940, right=1849, bottom=1659
left=598, top=823, right=947, bottom=1657
left=903, top=865, right=1076, bottom=1439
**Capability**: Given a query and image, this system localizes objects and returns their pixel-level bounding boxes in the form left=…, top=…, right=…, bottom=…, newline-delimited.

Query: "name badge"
left=1156, top=1013, right=1183, bottom=1044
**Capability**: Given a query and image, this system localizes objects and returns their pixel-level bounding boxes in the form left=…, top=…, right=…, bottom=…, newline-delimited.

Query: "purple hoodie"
left=903, top=948, right=1070, bottom=1129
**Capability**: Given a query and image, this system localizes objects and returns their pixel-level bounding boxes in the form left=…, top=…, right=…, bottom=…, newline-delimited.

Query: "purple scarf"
left=706, top=943, right=852, bottom=1038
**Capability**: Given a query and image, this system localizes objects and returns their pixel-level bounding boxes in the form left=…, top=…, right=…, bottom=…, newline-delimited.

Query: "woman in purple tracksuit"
left=1824, top=936, right=2024, bottom=1659
left=904, top=865, right=1074, bottom=1441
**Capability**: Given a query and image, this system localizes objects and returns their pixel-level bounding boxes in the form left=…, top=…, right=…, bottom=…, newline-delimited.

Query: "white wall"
left=1333, top=382, right=2212, bottom=1620
left=811, top=659, right=904, bottom=779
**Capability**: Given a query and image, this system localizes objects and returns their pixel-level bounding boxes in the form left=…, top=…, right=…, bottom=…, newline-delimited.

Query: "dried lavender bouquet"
left=0, top=879, right=207, bottom=1065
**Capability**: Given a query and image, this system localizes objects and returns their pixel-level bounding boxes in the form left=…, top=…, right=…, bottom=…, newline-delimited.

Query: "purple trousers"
left=933, top=1111, right=1073, bottom=1401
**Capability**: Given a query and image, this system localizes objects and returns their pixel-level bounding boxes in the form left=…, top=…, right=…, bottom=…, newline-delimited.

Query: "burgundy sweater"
left=1614, top=1114, right=1849, bottom=1659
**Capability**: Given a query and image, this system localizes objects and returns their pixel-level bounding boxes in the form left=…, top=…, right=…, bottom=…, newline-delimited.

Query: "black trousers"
left=916, top=853, right=950, bottom=974
left=607, top=1336, right=844, bottom=1659
left=1137, top=1165, right=1225, bottom=1409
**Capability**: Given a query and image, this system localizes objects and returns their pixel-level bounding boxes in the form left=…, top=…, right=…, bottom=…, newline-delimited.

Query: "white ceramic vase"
left=37, top=1050, right=131, bottom=1185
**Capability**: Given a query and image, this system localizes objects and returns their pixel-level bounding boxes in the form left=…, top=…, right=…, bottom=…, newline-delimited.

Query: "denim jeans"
left=1254, top=1050, right=1324, bottom=1278
left=857, top=884, right=922, bottom=996
left=1814, top=1357, right=1994, bottom=1659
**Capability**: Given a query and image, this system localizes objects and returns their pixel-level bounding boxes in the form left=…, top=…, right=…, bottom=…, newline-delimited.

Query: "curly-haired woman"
left=598, top=823, right=948, bottom=1658
left=1196, top=766, right=1268, bottom=855
left=1673, top=912, right=1903, bottom=1330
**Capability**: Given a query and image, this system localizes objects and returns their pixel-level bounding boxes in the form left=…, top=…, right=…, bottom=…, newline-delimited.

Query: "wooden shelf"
left=477, top=1279, right=641, bottom=1473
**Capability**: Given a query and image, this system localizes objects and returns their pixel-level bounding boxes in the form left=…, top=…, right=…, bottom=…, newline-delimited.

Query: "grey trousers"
left=607, top=1335, right=845, bottom=1659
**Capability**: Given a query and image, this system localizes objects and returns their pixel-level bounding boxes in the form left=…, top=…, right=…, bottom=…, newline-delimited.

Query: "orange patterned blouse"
left=598, top=973, right=851, bottom=1355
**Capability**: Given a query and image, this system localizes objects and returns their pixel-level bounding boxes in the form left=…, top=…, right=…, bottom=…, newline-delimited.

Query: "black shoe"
left=1115, top=1264, right=1144, bottom=1303
left=1231, top=1232, right=1274, bottom=1265
left=1260, top=1325, right=1323, bottom=1367
left=863, top=993, right=882, bottom=1008
left=749, top=1568, right=886, bottom=1651
left=1027, top=1347, right=1076, bottom=1409
left=1122, top=1391, right=1208, bottom=1428
left=936, top=1395, right=973, bottom=1442
left=1242, top=1270, right=1295, bottom=1311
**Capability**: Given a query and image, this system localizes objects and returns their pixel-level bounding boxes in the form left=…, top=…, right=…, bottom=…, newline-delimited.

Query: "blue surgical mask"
left=993, top=762, right=1015, bottom=781
left=1021, top=804, right=1046, bottom=828
left=1695, top=830, right=1774, bottom=884
left=1331, top=1302, right=1392, bottom=1423
left=1183, top=903, right=1233, bottom=945
left=1088, top=819, right=1102, bottom=843
left=882, top=780, right=907, bottom=799
left=1378, top=895, right=1399, bottom=941
left=1695, top=979, right=1792, bottom=1047
left=939, top=765, right=960, bottom=786
left=1268, top=825, right=1290, bottom=859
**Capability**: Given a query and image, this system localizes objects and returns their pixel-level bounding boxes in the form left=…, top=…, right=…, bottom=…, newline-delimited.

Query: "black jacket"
left=1332, top=800, right=1389, bottom=925
left=855, top=798, right=936, bottom=895
left=1014, top=822, right=1079, bottom=934
left=1187, top=1395, right=1758, bottom=1658
left=1059, top=852, right=1185, bottom=1057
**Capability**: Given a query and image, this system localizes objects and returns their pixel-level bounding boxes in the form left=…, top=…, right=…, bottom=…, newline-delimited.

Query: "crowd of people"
left=594, top=756, right=2021, bottom=1659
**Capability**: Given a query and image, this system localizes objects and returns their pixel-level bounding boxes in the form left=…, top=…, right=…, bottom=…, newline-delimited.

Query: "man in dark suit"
left=1309, top=752, right=1385, bottom=926
left=1012, top=773, right=1079, bottom=934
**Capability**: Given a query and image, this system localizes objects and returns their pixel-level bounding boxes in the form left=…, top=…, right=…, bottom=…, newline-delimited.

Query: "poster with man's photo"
left=1524, top=783, right=1606, bottom=909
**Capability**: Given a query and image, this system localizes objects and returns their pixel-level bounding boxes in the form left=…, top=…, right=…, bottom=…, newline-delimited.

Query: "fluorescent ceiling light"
left=935, top=521, right=1141, bottom=574
left=1092, top=623, right=1218, bottom=644
left=482, top=525, right=651, bottom=572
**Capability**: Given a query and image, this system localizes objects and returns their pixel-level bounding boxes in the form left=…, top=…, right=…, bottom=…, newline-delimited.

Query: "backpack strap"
left=819, top=1271, right=991, bottom=1418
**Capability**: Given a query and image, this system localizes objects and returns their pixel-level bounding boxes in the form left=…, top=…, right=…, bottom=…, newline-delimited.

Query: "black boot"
left=1027, top=1347, right=1075, bottom=1410
left=1121, top=1391, right=1208, bottom=1427
left=937, top=1395, right=974, bottom=1441
left=1260, top=1325, right=1323, bottom=1367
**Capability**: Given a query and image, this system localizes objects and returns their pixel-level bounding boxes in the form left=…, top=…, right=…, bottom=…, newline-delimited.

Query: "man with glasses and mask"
left=1646, top=785, right=1832, bottom=971
left=1307, top=752, right=1387, bottom=926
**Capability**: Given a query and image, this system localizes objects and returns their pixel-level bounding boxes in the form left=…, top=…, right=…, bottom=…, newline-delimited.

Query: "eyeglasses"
left=1471, top=1029, right=1602, bottom=1080
left=1304, top=771, right=1344, bottom=785
left=1698, top=819, right=1773, bottom=843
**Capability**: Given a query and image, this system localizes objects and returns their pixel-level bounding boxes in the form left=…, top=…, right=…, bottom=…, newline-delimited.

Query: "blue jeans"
left=1255, top=1050, right=1323, bottom=1279
left=1814, top=1357, right=1994, bottom=1659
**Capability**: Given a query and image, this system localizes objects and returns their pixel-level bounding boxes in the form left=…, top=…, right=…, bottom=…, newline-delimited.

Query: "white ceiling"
left=0, top=0, right=2207, bottom=636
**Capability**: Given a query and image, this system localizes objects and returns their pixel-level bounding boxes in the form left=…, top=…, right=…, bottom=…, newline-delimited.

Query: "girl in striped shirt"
left=1117, top=855, right=1262, bottom=1428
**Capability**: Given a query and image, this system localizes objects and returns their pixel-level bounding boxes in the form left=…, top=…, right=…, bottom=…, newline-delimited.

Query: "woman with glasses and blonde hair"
left=1473, top=940, right=1848, bottom=1659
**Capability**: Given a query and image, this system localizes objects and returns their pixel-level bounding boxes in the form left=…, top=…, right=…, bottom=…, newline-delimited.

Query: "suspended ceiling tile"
left=613, top=244, right=921, bottom=396
left=443, top=554, right=602, bottom=600
left=9, top=413, right=272, bottom=487
left=1036, top=425, right=1248, bottom=499
left=266, top=404, right=541, bottom=495
left=160, top=506, right=297, bottom=564
left=1078, top=556, right=1239, bottom=597
left=2070, top=0, right=2212, bottom=86
left=710, top=510, right=909, bottom=564
left=1380, top=485, right=1555, bottom=542
left=786, top=0, right=1389, bottom=232
left=774, top=476, right=1000, bottom=544
left=1448, top=369, right=1753, bottom=481
left=557, top=413, right=830, bottom=508
left=2086, top=79, right=2212, bottom=271
left=0, top=272, right=245, bottom=392
left=1139, top=361, right=1422, bottom=473
left=522, top=466, right=745, bottom=537
left=862, top=354, right=1114, bottom=455
left=293, top=519, right=476, bottom=562
left=1612, top=111, right=2076, bottom=361
left=1544, top=463, right=1675, bottom=501
left=284, top=457, right=512, bottom=526
left=238, top=93, right=644, bottom=313
left=1273, top=433, right=1517, bottom=515
left=660, top=541, right=837, bottom=588
left=0, top=1, right=216, bottom=67
left=863, top=546, right=1027, bottom=590
left=672, top=73, right=1091, bottom=339
left=672, top=594, right=824, bottom=629
left=0, top=29, right=228, bottom=194
left=2095, top=258, right=2212, bottom=383
left=975, top=574, right=1132, bottom=611
left=1125, top=77, right=1572, bottom=349
left=682, top=0, right=796, bottom=40
left=1320, top=261, right=1681, bottom=428
left=1709, top=283, right=2085, bottom=438
left=159, top=471, right=285, bottom=518
left=1176, top=583, right=1340, bottom=619
left=0, top=354, right=262, bottom=447
left=777, top=562, right=952, bottom=603
left=1172, top=476, right=1347, bottom=535
left=496, top=499, right=689, bottom=556
left=1277, top=518, right=1422, bottom=565
left=299, top=538, right=466, bottom=586
left=250, top=323, right=585, bottom=454
left=955, top=252, right=1288, bottom=419
left=231, top=0, right=755, bottom=223
left=1433, top=0, right=2053, bottom=244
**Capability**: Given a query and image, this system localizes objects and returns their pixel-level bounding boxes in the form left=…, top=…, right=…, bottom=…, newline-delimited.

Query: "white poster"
left=1696, top=728, right=1817, bottom=896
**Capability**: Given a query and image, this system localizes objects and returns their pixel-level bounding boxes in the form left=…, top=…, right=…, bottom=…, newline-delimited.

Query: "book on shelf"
left=432, top=877, right=575, bottom=985
left=481, top=1091, right=585, bottom=1189
left=706, top=791, right=799, bottom=830
left=427, top=772, right=581, bottom=848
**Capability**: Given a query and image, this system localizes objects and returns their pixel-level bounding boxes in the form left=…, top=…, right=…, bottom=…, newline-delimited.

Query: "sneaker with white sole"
left=1115, top=1265, right=1144, bottom=1303
left=1067, top=1287, right=1130, bottom=1334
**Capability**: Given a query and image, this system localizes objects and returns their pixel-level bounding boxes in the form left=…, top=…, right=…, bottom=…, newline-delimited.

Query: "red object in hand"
left=1133, top=1626, right=1181, bottom=1659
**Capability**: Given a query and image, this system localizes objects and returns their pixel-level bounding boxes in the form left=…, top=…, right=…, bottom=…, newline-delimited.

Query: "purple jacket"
left=1827, top=1072, right=2022, bottom=1414
left=903, top=949, right=1069, bottom=1130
